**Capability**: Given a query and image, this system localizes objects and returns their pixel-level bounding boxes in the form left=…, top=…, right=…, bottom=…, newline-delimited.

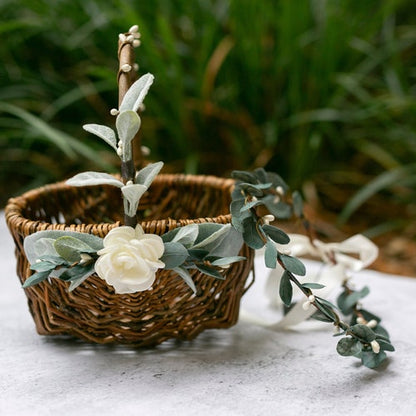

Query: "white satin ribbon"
left=240, top=234, right=378, bottom=331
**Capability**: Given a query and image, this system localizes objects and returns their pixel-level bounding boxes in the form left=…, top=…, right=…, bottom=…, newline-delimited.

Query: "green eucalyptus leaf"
left=66, top=172, right=124, bottom=188
left=374, top=325, right=390, bottom=340
left=254, top=167, right=268, bottom=183
left=119, top=73, right=154, bottom=112
left=238, top=183, right=266, bottom=197
left=279, top=254, right=306, bottom=276
left=292, top=191, right=304, bottom=217
left=231, top=170, right=258, bottom=184
left=161, top=242, right=189, bottom=269
left=350, top=324, right=377, bottom=342
left=240, top=199, right=264, bottom=212
left=314, top=300, right=337, bottom=321
left=195, top=264, right=225, bottom=280
left=22, top=270, right=50, bottom=288
left=359, top=309, right=381, bottom=324
left=337, top=290, right=353, bottom=315
left=231, top=185, right=245, bottom=202
left=310, top=310, right=334, bottom=323
left=53, top=236, right=96, bottom=263
left=135, top=161, right=164, bottom=188
left=315, top=296, right=337, bottom=310
left=279, top=271, right=293, bottom=306
left=83, top=124, right=117, bottom=151
left=302, top=282, right=326, bottom=290
left=360, top=350, right=387, bottom=369
left=173, top=267, right=197, bottom=294
left=242, top=217, right=265, bottom=249
left=263, top=197, right=292, bottom=219
left=336, top=337, right=361, bottom=356
left=344, top=286, right=370, bottom=310
left=377, top=339, right=395, bottom=352
left=261, top=224, right=290, bottom=244
left=266, top=172, right=289, bottom=191
left=264, top=241, right=277, bottom=268
left=231, top=199, right=251, bottom=232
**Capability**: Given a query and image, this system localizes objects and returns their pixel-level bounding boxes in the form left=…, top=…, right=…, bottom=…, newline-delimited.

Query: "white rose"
left=95, top=224, right=165, bottom=294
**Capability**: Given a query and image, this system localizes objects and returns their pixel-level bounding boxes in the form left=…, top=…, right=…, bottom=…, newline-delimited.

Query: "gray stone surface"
left=1, top=213, right=416, bottom=416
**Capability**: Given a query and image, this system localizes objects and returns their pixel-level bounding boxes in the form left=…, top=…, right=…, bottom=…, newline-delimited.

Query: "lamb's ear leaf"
left=23, top=270, right=50, bottom=288
left=171, top=224, right=199, bottom=247
left=66, top=172, right=124, bottom=188
left=172, top=267, right=197, bottom=294
left=161, top=242, right=189, bottom=269
left=119, top=73, right=155, bottom=112
left=116, top=110, right=141, bottom=150
left=121, top=184, right=148, bottom=217
left=83, top=124, right=117, bottom=151
left=53, top=236, right=96, bottom=263
left=135, top=161, right=164, bottom=188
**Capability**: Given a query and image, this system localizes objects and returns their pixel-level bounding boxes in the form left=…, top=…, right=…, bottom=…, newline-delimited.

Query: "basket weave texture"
left=5, top=173, right=253, bottom=346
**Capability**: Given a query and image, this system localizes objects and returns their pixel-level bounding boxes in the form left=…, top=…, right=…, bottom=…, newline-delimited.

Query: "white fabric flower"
left=95, top=225, right=165, bottom=294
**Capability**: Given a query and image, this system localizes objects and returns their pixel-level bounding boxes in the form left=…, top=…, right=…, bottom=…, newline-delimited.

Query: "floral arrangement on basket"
left=6, top=25, right=394, bottom=369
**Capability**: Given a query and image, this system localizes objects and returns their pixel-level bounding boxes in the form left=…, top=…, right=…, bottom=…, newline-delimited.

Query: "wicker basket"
left=5, top=173, right=254, bottom=346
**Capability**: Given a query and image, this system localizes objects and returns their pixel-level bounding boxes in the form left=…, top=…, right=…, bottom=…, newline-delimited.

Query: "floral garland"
left=22, top=25, right=394, bottom=369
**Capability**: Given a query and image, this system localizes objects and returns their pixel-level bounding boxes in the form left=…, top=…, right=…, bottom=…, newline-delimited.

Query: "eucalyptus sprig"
left=230, top=168, right=394, bottom=369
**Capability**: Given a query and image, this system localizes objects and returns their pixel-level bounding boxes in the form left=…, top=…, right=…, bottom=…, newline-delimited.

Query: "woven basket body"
left=5, top=174, right=253, bottom=346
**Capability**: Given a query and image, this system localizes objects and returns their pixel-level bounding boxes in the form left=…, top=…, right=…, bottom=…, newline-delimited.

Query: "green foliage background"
left=1, top=0, right=416, bottom=233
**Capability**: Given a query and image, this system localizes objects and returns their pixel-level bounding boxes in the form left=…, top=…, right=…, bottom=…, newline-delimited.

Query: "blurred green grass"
left=1, top=0, right=416, bottom=235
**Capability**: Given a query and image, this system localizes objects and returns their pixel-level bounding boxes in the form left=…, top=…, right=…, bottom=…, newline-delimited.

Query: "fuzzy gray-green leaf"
left=23, top=270, right=50, bottom=288
left=53, top=236, right=96, bottom=263
left=83, top=124, right=117, bottom=151
left=161, top=242, right=188, bottom=269
left=116, top=110, right=141, bottom=149
left=119, top=73, right=154, bottom=112
left=121, top=184, right=147, bottom=217
left=192, top=224, right=230, bottom=249
left=210, top=256, right=245, bottom=266
left=171, top=224, right=199, bottom=247
left=173, top=267, right=197, bottom=294
left=66, top=172, right=124, bottom=188
left=135, top=161, right=164, bottom=188
left=24, top=231, right=103, bottom=265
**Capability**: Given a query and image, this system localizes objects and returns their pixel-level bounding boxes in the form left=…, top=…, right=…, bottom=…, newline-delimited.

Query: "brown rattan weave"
left=5, top=173, right=254, bottom=346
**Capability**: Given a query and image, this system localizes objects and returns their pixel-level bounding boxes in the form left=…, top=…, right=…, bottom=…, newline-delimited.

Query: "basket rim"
left=5, top=173, right=236, bottom=237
